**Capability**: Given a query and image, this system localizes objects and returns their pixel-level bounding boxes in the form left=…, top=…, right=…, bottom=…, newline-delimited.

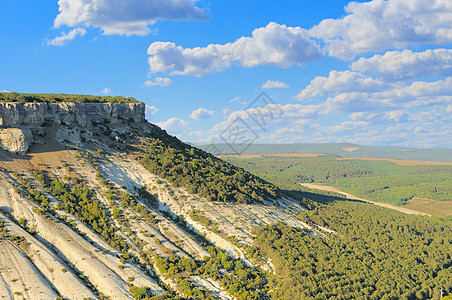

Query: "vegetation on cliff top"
left=0, top=91, right=139, bottom=103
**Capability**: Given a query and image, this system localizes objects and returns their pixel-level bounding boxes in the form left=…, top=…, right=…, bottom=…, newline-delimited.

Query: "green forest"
left=252, top=201, right=452, bottom=299
left=0, top=91, right=138, bottom=103
left=213, top=152, right=452, bottom=299
left=139, top=126, right=279, bottom=203
left=222, top=155, right=452, bottom=206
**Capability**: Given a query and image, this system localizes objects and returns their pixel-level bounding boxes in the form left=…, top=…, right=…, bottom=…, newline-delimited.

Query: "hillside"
left=0, top=100, right=310, bottom=299
left=0, top=98, right=450, bottom=299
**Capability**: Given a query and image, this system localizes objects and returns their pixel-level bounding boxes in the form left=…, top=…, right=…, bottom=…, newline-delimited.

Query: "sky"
left=1, top=0, right=451, bottom=148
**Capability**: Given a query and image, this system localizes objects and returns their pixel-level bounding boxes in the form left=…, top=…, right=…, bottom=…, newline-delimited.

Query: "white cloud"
left=222, top=108, right=232, bottom=115
left=261, top=80, right=289, bottom=89
left=147, top=22, right=322, bottom=76
left=209, top=103, right=320, bottom=135
left=145, top=105, right=159, bottom=119
left=54, top=0, right=209, bottom=36
left=144, top=77, right=172, bottom=87
left=198, top=95, right=452, bottom=147
left=319, top=77, right=452, bottom=114
left=190, top=108, right=214, bottom=120
left=376, top=77, right=452, bottom=107
left=349, top=110, right=410, bottom=124
left=309, top=0, right=452, bottom=59
left=296, top=70, right=390, bottom=101
left=156, top=118, right=188, bottom=135
left=229, top=97, right=241, bottom=103
left=46, top=27, right=86, bottom=46
left=100, top=88, right=112, bottom=95
left=322, top=121, right=369, bottom=135
left=351, top=48, right=452, bottom=81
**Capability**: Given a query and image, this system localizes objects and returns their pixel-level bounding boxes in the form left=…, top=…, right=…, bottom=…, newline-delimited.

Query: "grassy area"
left=403, top=197, right=452, bottom=217
left=221, top=155, right=452, bottom=214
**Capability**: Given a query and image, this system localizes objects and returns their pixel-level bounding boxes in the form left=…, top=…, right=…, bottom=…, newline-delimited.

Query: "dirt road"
left=299, top=183, right=431, bottom=216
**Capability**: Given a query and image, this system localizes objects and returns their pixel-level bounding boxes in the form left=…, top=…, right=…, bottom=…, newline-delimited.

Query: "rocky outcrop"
left=0, top=128, right=32, bottom=154
left=0, top=102, right=145, bottom=127
left=0, top=102, right=146, bottom=154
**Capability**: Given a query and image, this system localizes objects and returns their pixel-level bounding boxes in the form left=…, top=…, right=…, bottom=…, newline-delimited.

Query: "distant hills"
left=197, top=143, right=452, bottom=162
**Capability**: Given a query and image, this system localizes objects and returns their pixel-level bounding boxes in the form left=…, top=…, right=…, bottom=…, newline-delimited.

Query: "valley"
left=299, top=182, right=431, bottom=216
left=220, top=153, right=452, bottom=216
left=0, top=95, right=450, bottom=299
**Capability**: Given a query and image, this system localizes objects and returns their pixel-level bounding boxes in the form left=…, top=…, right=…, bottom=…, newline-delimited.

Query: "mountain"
left=196, top=143, right=452, bottom=162
left=0, top=94, right=450, bottom=299
left=0, top=96, right=310, bottom=299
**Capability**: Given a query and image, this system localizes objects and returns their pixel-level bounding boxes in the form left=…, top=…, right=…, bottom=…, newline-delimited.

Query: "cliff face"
left=0, top=102, right=146, bottom=154
left=0, top=102, right=145, bottom=127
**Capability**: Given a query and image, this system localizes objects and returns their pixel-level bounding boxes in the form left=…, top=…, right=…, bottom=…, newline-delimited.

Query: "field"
left=199, top=142, right=452, bottom=162
left=220, top=154, right=452, bottom=217
left=337, top=157, right=452, bottom=166
left=403, top=197, right=452, bottom=217
left=299, top=182, right=432, bottom=216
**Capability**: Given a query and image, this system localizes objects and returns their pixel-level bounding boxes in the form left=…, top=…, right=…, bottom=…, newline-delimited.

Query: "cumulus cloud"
left=190, top=108, right=214, bottom=120
left=296, top=70, right=390, bottom=101
left=309, top=0, right=452, bottom=59
left=46, top=27, right=86, bottom=46
left=209, top=103, right=320, bottom=135
left=351, top=48, right=452, bottom=81
left=223, top=108, right=232, bottom=115
left=143, top=0, right=452, bottom=78
left=200, top=89, right=451, bottom=147
left=145, top=105, right=159, bottom=119
left=322, top=121, right=369, bottom=135
left=100, top=88, right=112, bottom=95
left=348, top=110, right=410, bottom=124
left=319, top=77, right=452, bottom=114
left=261, top=80, right=289, bottom=89
left=54, top=0, right=209, bottom=36
left=147, top=22, right=322, bottom=76
left=144, top=77, right=172, bottom=87
left=376, top=77, right=452, bottom=107
left=156, top=118, right=188, bottom=135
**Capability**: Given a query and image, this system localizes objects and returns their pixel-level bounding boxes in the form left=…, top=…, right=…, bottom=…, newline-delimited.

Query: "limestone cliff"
left=0, top=102, right=145, bottom=127
left=0, top=102, right=146, bottom=154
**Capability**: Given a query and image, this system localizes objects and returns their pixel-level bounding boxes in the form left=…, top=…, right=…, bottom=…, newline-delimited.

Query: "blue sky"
left=1, top=0, right=451, bottom=148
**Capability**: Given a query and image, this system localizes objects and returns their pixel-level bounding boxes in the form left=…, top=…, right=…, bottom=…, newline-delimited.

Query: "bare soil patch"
left=342, top=147, right=360, bottom=152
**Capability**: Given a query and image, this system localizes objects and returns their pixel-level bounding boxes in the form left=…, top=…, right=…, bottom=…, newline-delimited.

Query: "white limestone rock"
left=0, top=128, right=33, bottom=155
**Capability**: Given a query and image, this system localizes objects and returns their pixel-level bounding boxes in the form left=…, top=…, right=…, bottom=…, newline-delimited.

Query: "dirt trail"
left=300, top=183, right=431, bottom=216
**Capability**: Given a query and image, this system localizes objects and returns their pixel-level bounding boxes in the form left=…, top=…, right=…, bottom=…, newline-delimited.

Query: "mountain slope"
left=0, top=100, right=313, bottom=299
left=0, top=97, right=450, bottom=299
